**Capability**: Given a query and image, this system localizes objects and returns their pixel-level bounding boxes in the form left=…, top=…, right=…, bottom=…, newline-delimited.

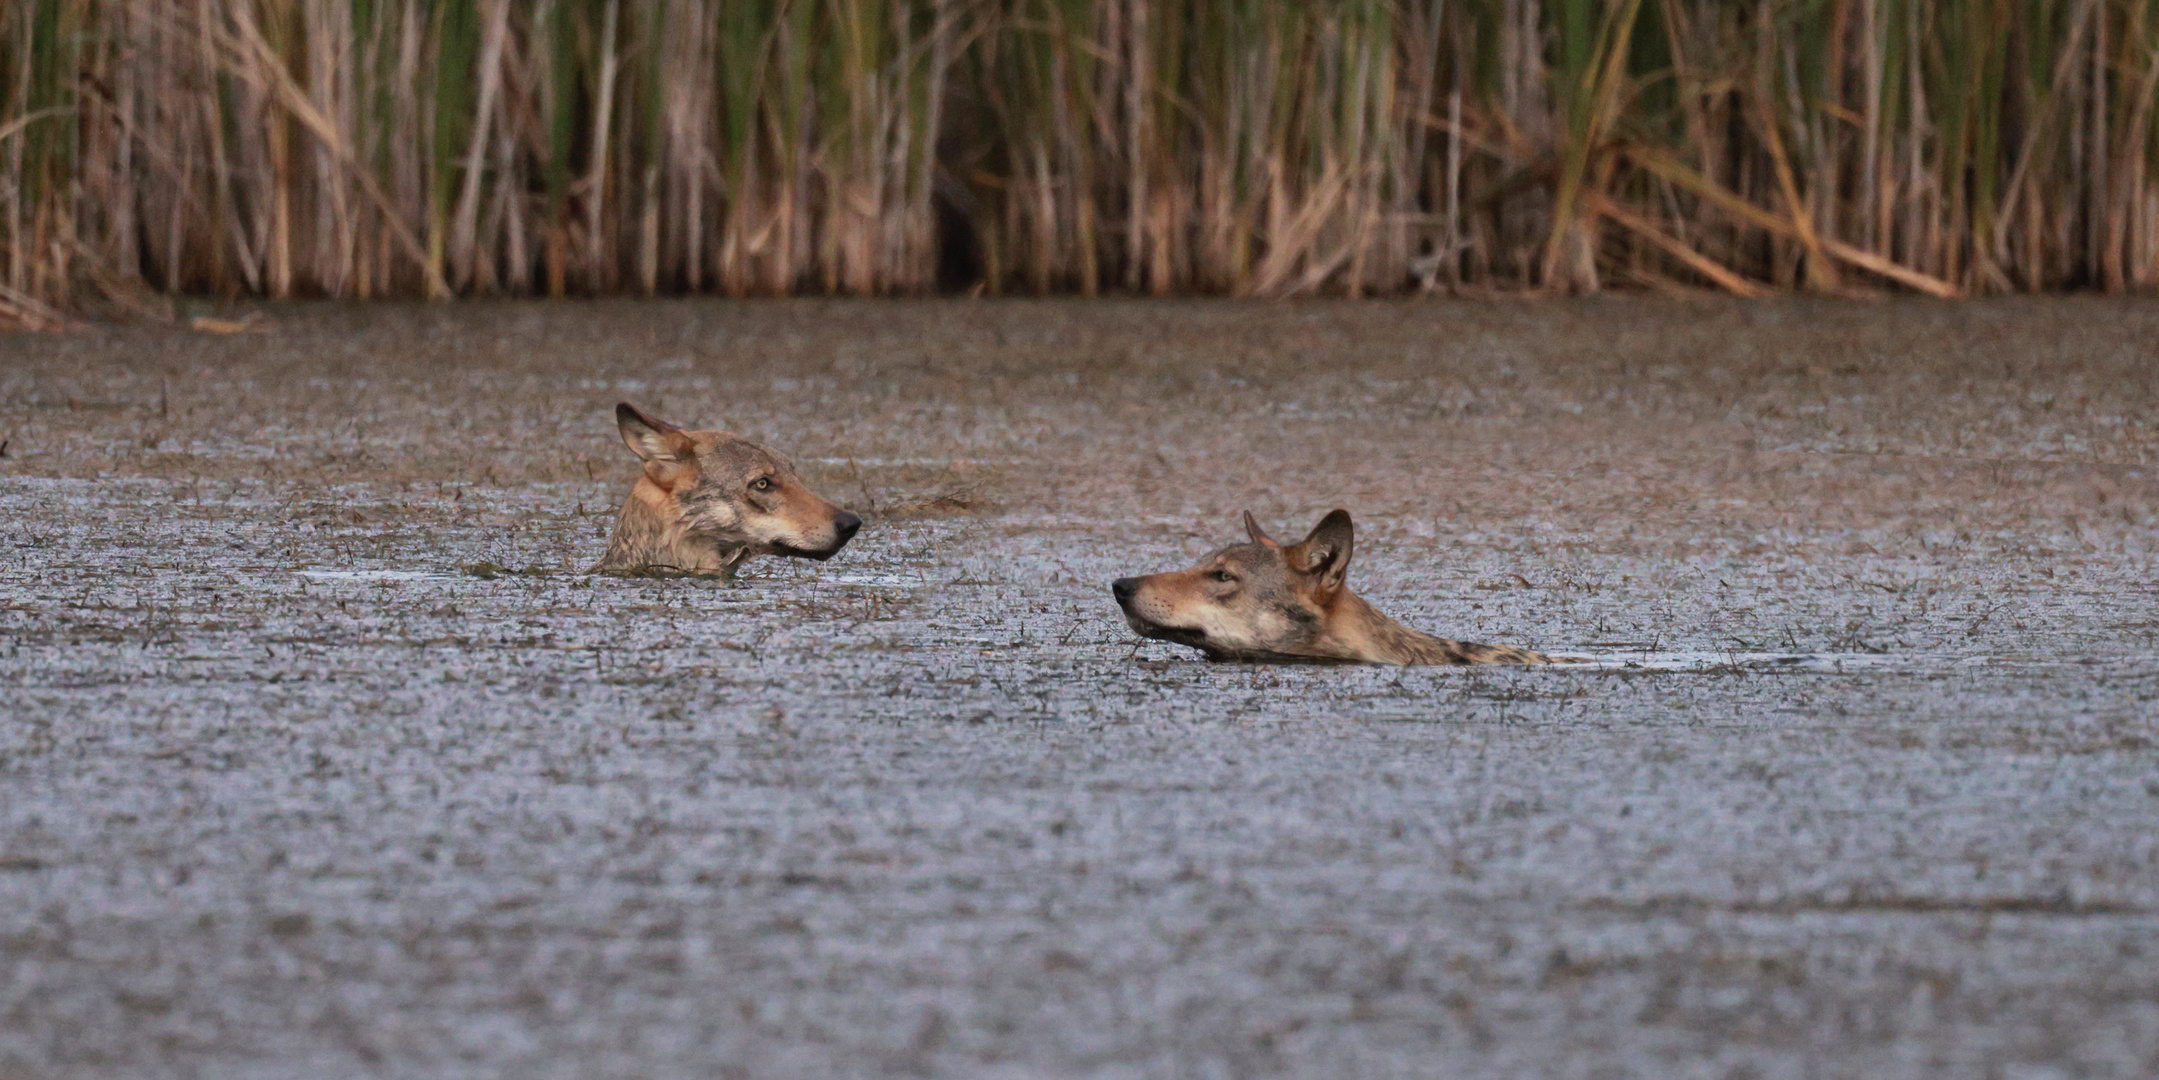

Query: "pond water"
left=2, top=298, right=2155, bottom=1078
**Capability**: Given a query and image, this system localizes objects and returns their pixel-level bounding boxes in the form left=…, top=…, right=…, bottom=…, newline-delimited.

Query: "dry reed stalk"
left=2, top=0, right=2158, bottom=326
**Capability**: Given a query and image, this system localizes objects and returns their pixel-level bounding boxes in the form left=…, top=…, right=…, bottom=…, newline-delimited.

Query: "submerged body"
left=594, top=403, right=861, bottom=576
left=1112, top=510, right=1548, bottom=665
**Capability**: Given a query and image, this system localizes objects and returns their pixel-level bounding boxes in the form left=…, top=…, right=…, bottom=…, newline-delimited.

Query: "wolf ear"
left=1293, top=509, right=1355, bottom=597
left=1243, top=511, right=1278, bottom=547
left=616, top=402, right=695, bottom=462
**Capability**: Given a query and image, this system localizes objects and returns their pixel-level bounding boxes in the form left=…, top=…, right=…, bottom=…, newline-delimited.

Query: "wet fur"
left=1112, top=510, right=1549, bottom=665
left=593, top=403, right=860, bottom=577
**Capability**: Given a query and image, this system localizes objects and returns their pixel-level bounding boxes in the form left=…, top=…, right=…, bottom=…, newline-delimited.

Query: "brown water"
left=3, top=298, right=2157, bottom=1078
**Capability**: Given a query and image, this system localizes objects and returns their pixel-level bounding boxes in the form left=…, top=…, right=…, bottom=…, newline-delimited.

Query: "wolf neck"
left=1317, top=590, right=1528, bottom=665
left=592, top=479, right=744, bottom=576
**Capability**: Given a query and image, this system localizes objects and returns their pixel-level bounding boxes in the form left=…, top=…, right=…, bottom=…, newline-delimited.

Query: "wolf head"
left=1111, top=510, right=1357, bottom=662
left=614, top=402, right=861, bottom=563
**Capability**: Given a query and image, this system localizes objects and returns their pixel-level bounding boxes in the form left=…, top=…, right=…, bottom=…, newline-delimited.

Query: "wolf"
left=1111, top=509, right=1550, bottom=665
left=592, top=402, right=861, bottom=576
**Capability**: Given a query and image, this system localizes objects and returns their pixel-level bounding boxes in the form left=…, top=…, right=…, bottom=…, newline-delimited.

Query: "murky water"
left=3, top=298, right=2157, bottom=1078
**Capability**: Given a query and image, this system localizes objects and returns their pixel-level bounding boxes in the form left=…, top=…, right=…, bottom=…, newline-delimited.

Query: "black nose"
left=1111, top=577, right=1138, bottom=605
left=833, top=511, right=862, bottom=543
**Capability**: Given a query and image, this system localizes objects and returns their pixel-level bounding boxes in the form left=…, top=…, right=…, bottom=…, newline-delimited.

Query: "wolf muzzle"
left=775, top=510, right=862, bottom=560
left=1111, top=577, right=1140, bottom=608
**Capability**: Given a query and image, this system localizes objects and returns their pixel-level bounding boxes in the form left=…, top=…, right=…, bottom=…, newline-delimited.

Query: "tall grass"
left=6, top=0, right=2159, bottom=322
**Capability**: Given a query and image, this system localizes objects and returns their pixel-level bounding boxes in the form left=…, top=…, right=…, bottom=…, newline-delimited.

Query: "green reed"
left=4, top=0, right=2159, bottom=322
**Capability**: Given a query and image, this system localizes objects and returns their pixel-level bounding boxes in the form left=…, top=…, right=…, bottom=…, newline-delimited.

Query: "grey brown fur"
left=1112, top=510, right=1549, bottom=665
left=593, top=403, right=860, bottom=577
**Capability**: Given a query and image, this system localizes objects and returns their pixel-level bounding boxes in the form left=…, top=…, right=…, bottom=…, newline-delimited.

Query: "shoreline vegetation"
left=5, top=0, right=2159, bottom=326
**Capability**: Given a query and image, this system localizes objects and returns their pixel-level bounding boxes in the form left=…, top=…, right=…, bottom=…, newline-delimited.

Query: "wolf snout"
left=788, top=509, right=862, bottom=560
left=1111, top=577, right=1139, bottom=607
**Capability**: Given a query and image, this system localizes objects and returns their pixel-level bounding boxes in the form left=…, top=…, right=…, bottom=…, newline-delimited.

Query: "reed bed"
left=5, top=0, right=2159, bottom=322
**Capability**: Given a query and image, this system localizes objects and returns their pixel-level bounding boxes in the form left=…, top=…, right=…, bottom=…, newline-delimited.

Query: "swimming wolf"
left=593, top=402, right=861, bottom=576
left=1111, top=510, right=1549, bottom=665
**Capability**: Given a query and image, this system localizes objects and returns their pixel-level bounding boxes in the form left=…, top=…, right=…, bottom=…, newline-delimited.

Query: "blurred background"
left=5, top=0, right=2159, bottom=325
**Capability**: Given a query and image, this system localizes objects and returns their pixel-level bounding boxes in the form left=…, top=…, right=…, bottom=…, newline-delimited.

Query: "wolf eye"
left=751, top=477, right=774, bottom=492
left=1210, top=569, right=1235, bottom=583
